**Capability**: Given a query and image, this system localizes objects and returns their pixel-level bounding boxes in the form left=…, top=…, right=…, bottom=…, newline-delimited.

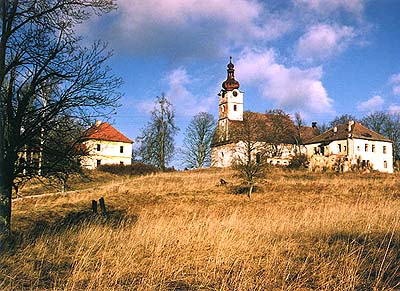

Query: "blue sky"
left=81, top=0, right=400, bottom=165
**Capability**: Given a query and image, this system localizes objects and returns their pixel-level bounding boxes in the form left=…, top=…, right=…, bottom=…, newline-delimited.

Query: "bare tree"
left=182, top=112, right=215, bottom=169
left=0, top=1, right=120, bottom=236
left=137, top=94, right=179, bottom=171
left=231, top=112, right=269, bottom=200
left=293, top=112, right=304, bottom=148
left=330, top=114, right=357, bottom=127
left=265, top=109, right=297, bottom=157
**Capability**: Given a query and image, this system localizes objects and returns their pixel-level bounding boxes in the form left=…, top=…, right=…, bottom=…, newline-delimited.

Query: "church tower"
left=217, top=57, right=244, bottom=142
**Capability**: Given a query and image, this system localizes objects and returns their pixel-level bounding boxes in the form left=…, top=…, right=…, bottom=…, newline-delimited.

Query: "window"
left=96, top=159, right=101, bottom=167
left=365, top=144, right=369, bottom=152
left=233, top=104, right=237, bottom=111
left=384, top=161, right=388, bottom=168
left=383, top=146, right=387, bottom=154
left=120, top=161, right=124, bottom=165
left=372, top=145, right=375, bottom=152
left=357, top=146, right=360, bottom=151
left=120, top=146, right=124, bottom=153
left=96, top=144, right=101, bottom=151
left=338, top=144, right=342, bottom=152
left=256, top=152, right=261, bottom=163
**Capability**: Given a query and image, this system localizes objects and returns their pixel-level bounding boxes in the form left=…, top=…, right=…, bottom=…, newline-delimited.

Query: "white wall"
left=305, top=138, right=393, bottom=173
left=81, top=140, right=133, bottom=169
left=219, top=89, right=243, bottom=121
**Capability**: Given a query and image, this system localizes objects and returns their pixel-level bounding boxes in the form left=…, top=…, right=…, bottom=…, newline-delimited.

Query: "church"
left=210, top=58, right=319, bottom=167
left=210, top=59, right=394, bottom=173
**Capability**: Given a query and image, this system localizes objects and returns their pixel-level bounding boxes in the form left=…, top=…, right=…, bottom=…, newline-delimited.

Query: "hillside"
left=1, top=168, right=400, bottom=290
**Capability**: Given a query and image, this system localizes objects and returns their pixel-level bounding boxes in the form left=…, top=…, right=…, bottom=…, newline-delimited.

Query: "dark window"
left=96, top=144, right=101, bottom=151
left=256, top=152, right=261, bottom=163
left=96, top=160, right=101, bottom=167
left=120, top=146, right=124, bottom=153
left=338, top=144, right=341, bottom=152
left=384, top=161, right=388, bottom=168
left=372, top=145, right=375, bottom=152
left=120, top=161, right=124, bottom=165
left=365, top=144, right=369, bottom=152
left=383, top=146, right=387, bottom=154
left=233, top=104, right=237, bottom=111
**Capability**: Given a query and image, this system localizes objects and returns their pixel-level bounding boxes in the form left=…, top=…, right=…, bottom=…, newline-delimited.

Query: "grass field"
left=1, top=167, right=400, bottom=290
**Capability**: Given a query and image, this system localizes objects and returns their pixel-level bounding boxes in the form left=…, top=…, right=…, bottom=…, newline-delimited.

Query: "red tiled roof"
left=304, top=122, right=391, bottom=144
left=212, top=111, right=320, bottom=146
left=83, top=122, right=133, bottom=143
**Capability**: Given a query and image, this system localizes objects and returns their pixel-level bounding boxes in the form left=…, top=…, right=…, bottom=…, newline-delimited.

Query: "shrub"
left=98, top=162, right=160, bottom=176
left=288, top=154, right=308, bottom=169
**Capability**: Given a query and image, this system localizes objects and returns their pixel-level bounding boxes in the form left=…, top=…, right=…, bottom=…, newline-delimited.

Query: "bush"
left=288, top=154, right=308, bottom=169
left=98, top=162, right=160, bottom=176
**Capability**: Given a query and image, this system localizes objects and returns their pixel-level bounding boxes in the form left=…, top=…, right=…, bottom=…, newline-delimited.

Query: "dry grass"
left=1, top=168, right=400, bottom=290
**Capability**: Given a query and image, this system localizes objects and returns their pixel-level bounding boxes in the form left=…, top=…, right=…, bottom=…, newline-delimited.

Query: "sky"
left=80, top=0, right=400, bottom=166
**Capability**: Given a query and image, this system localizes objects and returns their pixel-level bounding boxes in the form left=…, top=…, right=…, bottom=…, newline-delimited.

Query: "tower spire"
left=222, top=57, right=240, bottom=90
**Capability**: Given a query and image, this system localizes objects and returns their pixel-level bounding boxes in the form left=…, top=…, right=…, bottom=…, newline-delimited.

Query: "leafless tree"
left=182, top=112, right=215, bottom=169
left=231, top=112, right=269, bottom=200
left=330, top=114, right=357, bottom=127
left=137, top=94, right=179, bottom=171
left=265, top=109, right=297, bottom=157
left=0, top=0, right=120, bottom=236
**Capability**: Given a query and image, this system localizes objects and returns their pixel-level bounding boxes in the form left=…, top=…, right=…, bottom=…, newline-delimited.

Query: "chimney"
left=95, top=120, right=102, bottom=127
left=312, top=121, right=317, bottom=129
left=348, top=120, right=354, bottom=132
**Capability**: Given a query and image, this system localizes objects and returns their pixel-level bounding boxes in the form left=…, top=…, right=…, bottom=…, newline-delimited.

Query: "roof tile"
left=83, top=122, right=133, bottom=143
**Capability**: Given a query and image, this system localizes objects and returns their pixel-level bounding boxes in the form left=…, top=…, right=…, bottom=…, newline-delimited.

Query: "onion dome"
left=222, top=56, right=240, bottom=90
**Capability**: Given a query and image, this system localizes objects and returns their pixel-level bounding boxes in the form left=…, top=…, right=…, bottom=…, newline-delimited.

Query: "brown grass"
left=1, top=168, right=400, bottom=290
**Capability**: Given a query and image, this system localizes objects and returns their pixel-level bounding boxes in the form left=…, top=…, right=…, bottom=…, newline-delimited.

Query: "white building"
left=81, top=121, right=133, bottom=169
left=304, top=121, right=393, bottom=173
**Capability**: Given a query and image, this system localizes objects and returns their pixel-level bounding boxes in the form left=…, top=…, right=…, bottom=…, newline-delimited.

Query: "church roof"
left=83, top=122, right=133, bottom=143
left=212, top=111, right=320, bottom=147
left=304, top=121, right=391, bottom=144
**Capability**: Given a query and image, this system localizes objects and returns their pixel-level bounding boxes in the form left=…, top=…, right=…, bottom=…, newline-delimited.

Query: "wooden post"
left=91, top=200, right=97, bottom=214
left=99, top=197, right=107, bottom=216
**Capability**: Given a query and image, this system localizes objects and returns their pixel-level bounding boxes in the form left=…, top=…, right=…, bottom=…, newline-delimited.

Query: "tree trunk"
left=248, top=182, right=254, bottom=201
left=0, top=176, right=12, bottom=236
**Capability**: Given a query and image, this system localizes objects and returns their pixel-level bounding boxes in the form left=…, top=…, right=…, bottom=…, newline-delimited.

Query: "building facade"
left=81, top=121, right=133, bottom=169
left=304, top=121, right=393, bottom=173
left=210, top=59, right=393, bottom=173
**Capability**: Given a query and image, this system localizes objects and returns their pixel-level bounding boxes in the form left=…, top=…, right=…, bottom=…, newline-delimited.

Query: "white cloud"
left=389, top=73, right=400, bottom=84
left=294, top=0, right=365, bottom=15
left=389, top=73, right=400, bottom=95
left=83, top=0, right=292, bottom=58
left=235, top=48, right=333, bottom=116
left=389, top=105, right=400, bottom=114
left=165, top=68, right=214, bottom=116
left=295, top=24, right=356, bottom=63
left=357, top=95, right=384, bottom=112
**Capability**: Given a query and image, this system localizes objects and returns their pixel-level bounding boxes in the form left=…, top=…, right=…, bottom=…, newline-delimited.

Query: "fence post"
left=99, top=197, right=107, bottom=216
left=91, top=200, right=98, bottom=214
